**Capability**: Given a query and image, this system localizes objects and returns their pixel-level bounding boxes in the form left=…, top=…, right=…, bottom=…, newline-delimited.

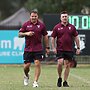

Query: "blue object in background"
left=0, top=30, right=25, bottom=64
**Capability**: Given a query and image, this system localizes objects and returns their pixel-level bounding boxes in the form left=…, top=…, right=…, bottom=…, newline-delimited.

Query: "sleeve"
left=73, top=26, right=78, bottom=37
left=19, top=22, right=27, bottom=32
left=42, top=24, right=48, bottom=36
left=51, top=26, right=57, bottom=38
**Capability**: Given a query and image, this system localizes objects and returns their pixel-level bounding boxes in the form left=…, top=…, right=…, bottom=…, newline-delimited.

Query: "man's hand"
left=76, top=49, right=80, bottom=55
left=46, top=48, right=50, bottom=55
left=26, top=31, right=34, bottom=36
left=53, top=48, right=57, bottom=54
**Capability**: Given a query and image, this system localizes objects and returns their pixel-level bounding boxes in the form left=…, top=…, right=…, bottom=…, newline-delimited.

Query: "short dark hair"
left=60, top=11, right=68, bottom=15
left=30, top=10, right=38, bottom=15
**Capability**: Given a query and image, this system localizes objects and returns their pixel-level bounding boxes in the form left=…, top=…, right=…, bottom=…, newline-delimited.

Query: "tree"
left=25, top=0, right=90, bottom=16
left=0, top=0, right=90, bottom=20
left=0, top=0, right=27, bottom=20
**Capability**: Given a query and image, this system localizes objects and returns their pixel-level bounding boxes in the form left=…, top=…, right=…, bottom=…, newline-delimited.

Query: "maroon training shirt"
left=19, top=20, right=48, bottom=52
left=51, top=23, right=78, bottom=51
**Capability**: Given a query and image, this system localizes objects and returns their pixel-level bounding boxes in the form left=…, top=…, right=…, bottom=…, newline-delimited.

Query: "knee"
left=58, top=63, right=62, bottom=67
left=58, top=59, right=63, bottom=66
left=34, top=60, right=40, bottom=67
left=64, top=63, right=70, bottom=68
left=24, top=63, right=30, bottom=69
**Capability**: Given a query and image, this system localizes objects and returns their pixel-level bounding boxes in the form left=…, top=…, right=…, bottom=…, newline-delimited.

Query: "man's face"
left=60, top=14, right=68, bottom=23
left=30, top=13, right=38, bottom=23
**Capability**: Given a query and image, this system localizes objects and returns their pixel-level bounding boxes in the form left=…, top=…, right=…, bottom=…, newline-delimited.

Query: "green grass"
left=0, top=64, right=90, bottom=90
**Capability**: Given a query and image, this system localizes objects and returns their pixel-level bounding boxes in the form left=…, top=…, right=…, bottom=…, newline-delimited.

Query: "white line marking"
left=70, top=73, right=90, bottom=84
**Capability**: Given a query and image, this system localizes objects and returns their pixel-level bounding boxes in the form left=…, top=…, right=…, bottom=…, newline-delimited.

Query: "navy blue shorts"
left=57, top=51, right=74, bottom=61
left=23, top=51, right=43, bottom=63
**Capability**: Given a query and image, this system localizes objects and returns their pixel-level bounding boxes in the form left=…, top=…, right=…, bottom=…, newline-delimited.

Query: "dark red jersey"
left=51, top=23, right=78, bottom=51
left=19, top=20, right=48, bottom=52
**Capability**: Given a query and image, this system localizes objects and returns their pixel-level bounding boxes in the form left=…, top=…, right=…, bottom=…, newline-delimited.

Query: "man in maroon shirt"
left=51, top=11, right=80, bottom=87
left=18, top=10, right=49, bottom=87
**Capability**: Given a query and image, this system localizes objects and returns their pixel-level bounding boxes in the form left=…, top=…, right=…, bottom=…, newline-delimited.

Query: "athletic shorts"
left=23, top=51, right=43, bottom=63
left=56, top=51, right=74, bottom=61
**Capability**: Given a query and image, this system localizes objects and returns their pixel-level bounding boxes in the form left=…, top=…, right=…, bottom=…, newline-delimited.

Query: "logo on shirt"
left=61, top=27, right=63, bottom=29
left=37, top=25, right=40, bottom=28
left=58, top=28, right=61, bottom=30
left=68, top=26, right=71, bottom=30
left=58, top=27, right=63, bottom=30
left=27, top=25, right=32, bottom=28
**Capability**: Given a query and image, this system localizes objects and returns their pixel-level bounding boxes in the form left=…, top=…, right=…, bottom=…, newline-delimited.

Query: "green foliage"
left=25, top=0, right=90, bottom=16
left=25, top=0, right=62, bottom=15
left=0, top=0, right=90, bottom=20
left=0, top=0, right=27, bottom=20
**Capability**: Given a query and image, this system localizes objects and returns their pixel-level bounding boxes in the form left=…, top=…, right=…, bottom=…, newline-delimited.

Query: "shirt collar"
left=60, top=22, right=69, bottom=27
left=29, top=20, right=39, bottom=25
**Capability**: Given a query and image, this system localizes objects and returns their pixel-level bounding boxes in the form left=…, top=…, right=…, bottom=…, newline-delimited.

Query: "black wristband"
left=46, top=47, right=50, bottom=49
left=77, top=47, right=80, bottom=49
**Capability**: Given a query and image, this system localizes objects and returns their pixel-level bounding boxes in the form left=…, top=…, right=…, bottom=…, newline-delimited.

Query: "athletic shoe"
left=33, top=81, right=38, bottom=87
left=24, top=75, right=29, bottom=86
left=63, top=81, right=69, bottom=87
left=57, top=78, right=62, bottom=87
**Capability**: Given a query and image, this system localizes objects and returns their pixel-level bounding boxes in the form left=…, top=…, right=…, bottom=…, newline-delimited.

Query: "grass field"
left=0, top=64, right=90, bottom=90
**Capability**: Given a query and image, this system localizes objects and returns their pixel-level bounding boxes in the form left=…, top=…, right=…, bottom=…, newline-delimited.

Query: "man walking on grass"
left=19, top=10, right=49, bottom=87
left=51, top=11, right=80, bottom=87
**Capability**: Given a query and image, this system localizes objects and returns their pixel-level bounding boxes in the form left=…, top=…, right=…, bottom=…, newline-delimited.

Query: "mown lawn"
left=0, top=64, right=90, bottom=90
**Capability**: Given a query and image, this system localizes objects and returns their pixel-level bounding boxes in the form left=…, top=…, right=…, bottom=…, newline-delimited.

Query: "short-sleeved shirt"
left=51, top=23, right=78, bottom=51
left=19, top=20, right=48, bottom=52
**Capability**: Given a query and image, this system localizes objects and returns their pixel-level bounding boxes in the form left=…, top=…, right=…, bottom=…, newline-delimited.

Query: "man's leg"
left=57, top=58, right=63, bottom=87
left=24, top=63, right=31, bottom=86
left=33, top=60, right=41, bottom=87
left=24, top=63, right=31, bottom=76
left=63, top=60, right=70, bottom=87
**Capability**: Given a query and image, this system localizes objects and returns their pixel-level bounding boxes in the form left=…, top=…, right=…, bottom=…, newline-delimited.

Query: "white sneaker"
left=24, top=75, right=29, bottom=86
left=33, top=81, right=38, bottom=87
